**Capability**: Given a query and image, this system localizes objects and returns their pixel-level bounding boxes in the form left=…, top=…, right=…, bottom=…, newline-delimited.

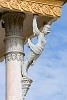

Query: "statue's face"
left=42, top=25, right=50, bottom=35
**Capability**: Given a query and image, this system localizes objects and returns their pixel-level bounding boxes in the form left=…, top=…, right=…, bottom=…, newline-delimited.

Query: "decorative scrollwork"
left=53, top=7, right=61, bottom=16
left=31, top=3, right=42, bottom=13
left=20, top=1, right=31, bottom=12
left=9, top=1, right=19, bottom=10
left=42, top=5, right=54, bottom=16
left=0, top=0, right=61, bottom=17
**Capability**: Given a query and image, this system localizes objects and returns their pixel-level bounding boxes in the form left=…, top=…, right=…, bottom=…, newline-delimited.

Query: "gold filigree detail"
left=0, top=0, right=62, bottom=17
left=42, top=5, right=54, bottom=16
left=9, top=0, right=19, bottom=10
left=31, top=3, right=42, bottom=13
left=0, top=2, right=8, bottom=8
left=53, top=7, right=61, bottom=16
left=20, top=1, right=31, bottom=12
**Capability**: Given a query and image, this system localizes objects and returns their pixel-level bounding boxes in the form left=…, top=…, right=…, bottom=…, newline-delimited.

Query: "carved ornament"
left=5, top=52, right=23, bottom=62
left=0, top=0, right=62, bottom=17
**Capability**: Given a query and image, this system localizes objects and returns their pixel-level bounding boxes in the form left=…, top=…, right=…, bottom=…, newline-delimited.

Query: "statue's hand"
left=33, top=14, right=38, bottom=19
left=28, top=38, right=30, bottom=43
left=45, top=24, right=51, bottom=33
left=28, top=38, right=31, bottom=47
left=42, top=24, right=50, bottom=35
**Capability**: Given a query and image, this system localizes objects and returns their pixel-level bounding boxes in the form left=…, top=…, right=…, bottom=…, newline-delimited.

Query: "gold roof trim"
left=0, top=0, right=66, bottom=17
left=31, top=0, right=66, bottom=6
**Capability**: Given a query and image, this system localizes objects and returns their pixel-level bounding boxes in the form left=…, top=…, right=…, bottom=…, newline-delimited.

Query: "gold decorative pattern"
left=0, top=0, right=62, bottom=17
left=52, top=7, right=61, bottom=16
left=33, top=0, right=66, bottom=6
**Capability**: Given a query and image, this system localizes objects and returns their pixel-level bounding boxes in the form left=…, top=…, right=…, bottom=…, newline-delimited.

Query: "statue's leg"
left=28, top=39, right=38, bottom=53
left=22, top=51, right=36, bottom=77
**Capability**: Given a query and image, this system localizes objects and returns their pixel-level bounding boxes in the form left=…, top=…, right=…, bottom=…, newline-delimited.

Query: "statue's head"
left=42, top=24, right=50, bottom=35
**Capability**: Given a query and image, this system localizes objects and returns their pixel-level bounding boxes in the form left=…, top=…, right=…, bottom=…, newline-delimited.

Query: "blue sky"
left=0, top=3, right=67, bottom=100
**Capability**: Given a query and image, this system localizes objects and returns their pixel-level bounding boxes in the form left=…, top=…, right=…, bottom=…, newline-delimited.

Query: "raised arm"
left=33, top=15, right=40, bottom=36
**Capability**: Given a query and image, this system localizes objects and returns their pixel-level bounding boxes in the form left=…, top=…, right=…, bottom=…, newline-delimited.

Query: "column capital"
left=2, top=12, right=26, bottom=37
left=2, top=12, right=25, bottom=61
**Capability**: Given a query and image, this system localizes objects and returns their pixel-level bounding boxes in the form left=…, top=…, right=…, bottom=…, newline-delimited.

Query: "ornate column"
left=2, top=12, right=25, bottom=100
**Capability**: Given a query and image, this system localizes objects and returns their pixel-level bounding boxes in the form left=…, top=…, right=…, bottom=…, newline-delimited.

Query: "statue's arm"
left=41, top=24, right=50, bottom=35
left=33, top=15, right=40, bottom=36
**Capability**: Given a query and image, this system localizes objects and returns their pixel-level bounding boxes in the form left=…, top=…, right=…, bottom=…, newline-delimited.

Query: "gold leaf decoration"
left=53, top=7, right=61, bottom=16
left=31, top=3, right=42, bottom=13
left=42, top=5, right=54, bottom=16
left=0, top=2, right=8, bottom=8
left=9, top=0, right=19, bottom=10
left=20, top=1, right=31, bottom=12
left=0, top=0, right=61, bottom=17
